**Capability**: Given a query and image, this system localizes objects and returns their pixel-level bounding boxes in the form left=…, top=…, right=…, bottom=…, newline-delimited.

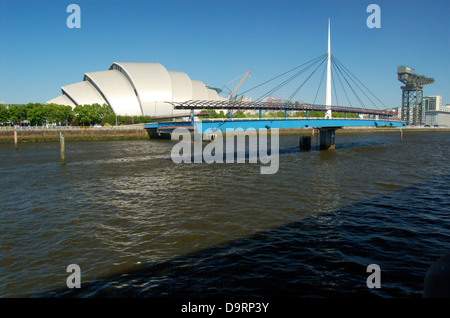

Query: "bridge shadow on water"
left=281, top=139, right=387, bottom=154
left=37, top=175, right=450, bottom=299
left=173, top=139, right=389, bottom=162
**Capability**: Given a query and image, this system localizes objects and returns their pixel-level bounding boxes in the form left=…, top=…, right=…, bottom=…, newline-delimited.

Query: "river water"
left=0, top=131, right=449, bottom=298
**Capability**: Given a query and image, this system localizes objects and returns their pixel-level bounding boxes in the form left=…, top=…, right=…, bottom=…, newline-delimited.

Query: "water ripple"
left=0, top=133, right=449, bottom=297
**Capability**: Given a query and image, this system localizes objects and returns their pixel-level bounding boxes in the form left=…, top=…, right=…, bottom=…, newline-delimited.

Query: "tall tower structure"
left=325, top=19, right=332, bottom=119
left=397, top=66, right=434, bottom=125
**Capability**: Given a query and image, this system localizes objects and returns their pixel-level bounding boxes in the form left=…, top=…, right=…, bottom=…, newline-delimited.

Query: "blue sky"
left=0, top=0, right=448, bottom=108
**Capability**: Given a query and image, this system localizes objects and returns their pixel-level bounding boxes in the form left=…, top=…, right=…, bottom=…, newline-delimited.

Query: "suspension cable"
left=258, top=55, right=327, bottom=102
left=332, top=55, right=387, bottom=109
left=239, top=53, right=327, bottom=97
left=285, top=56, right=328, bottom=104
left=313, top=61, right=327, bottom=105
left=332, top=56, right=374, bottom=109
left=332, top=61, right=352, bottom=106
left=332, top=57, right=366, bottom=108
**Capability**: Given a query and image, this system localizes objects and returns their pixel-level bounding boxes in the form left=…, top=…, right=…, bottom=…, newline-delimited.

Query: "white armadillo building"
left=47, top=62, right=226, bottom=116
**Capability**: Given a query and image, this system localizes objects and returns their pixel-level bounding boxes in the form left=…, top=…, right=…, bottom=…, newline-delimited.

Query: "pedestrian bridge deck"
left=144, top=118, right=406, bottom=134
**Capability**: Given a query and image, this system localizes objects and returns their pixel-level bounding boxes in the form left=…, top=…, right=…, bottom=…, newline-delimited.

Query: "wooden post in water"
left=299, top=136, right=312, bottom=151
left=400, top=128, right=403, bottom=142
left=14, top=128, right=18, bottom=151
left=60, top=133, right=66, bottom=165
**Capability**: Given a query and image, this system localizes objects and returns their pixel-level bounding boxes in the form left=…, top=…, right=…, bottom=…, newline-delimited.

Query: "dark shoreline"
left=0, top=126, right=448, bottom=143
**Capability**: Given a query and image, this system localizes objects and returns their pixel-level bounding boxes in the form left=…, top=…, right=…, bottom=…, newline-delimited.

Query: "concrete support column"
left=146, top=128, right=171, bottom=140
left=319, top=128, right=336, bottom=150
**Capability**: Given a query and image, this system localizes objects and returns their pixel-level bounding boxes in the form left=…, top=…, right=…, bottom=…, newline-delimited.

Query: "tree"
left=26, top=103, right=48, bottom=125
left=0, top=104, right=9, bottom=124
left=46, top=103, right=74, bottom=125
left=8, top=104, right=27, bottom=124
left=102, top=113, right=116, bottom=125
left=200, top=110, right=227, bottom=118
left=73, top=104, right=97, bottom=126
left=59, top=105, right=74, bottom=124
left=46, top=103, right=58, bottom=124
left=73, top=103, right=116, bottom=126
left=97, top=104, right=114, bottom=119
left=234, top=111, right=247, bottom=118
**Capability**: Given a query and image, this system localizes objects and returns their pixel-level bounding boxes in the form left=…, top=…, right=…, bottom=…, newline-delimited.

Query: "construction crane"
left=225, top=71, right=251, bottom=100
left=397, top=66, right=434, bottom=125
left=221, top=71, right=251, bottom=117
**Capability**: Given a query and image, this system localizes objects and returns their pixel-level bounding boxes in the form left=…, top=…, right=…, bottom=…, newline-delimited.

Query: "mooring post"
left=60, top=133, right=66, bottom=165
left=14, top=128, right=18, bottom=151
left=299, top=136, right=312, bottom=151
left=319, top=128, right=336, bottom=150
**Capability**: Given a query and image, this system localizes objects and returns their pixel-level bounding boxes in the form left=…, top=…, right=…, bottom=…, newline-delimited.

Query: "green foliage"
left=132, top=116, right=152, bottom=124
left=100, top=113, right=153, bottom=125
left=234, top=111, right=247, bottom=118
left=74, top=104, right=97, bottom=126
left=0, top=102, right=361, bottom=126
left=73, top=103, right=112, bottom=126
left=8, top=104, right=27, bottom=124
left=0, top=104, right=9, bottom=123
left=308, top=111, right=325, bottom=117
left=0, top=103, right=76, bottom=125
left=200, top=109, right=227, bottom=118
left=26, top=103, right=48, bottom=125
left=102, top=113, right=117, bottom=125
left=49, top=104, right=74, bottom=124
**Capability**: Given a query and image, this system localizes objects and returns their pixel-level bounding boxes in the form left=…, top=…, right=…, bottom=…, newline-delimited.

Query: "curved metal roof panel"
left=110, top=62, right=172, bottom=115
left=48, top=62, right=222, bottom=116
left=46, top=94, right=76, bottom=107
left=191, top=80, right=208, bottom=100
left=206, top=88, right=220, bottom=101
left=84, top=70, right=142, bottom=116
left=61, top=81, right=106, bottom=106
left=168, top=71, right=193, bottom=102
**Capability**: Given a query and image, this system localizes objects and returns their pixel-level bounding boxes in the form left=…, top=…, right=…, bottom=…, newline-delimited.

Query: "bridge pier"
left=145, top=128, right=171, bottom=139
left=318, top=128, right=337, bottom=150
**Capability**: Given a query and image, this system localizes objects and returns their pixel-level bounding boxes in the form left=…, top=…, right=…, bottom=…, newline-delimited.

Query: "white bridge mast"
left=325, top=19, right=332, bottom=119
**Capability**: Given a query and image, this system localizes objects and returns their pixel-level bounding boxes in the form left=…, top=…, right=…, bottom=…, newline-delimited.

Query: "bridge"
left=144, top=107, right=405, bottom=150
left=144, top=20, right=406, bottom=150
